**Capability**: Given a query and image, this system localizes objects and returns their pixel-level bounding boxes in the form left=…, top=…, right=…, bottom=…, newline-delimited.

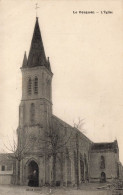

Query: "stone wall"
left=89, top=151, right=119, bottom=182
left=0, top=154, right=15, bottom=185
left=52, top=115, right=92, bottom=185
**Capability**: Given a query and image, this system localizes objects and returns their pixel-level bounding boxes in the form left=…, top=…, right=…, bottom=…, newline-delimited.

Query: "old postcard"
left=0, top=0, right=123, bottom=194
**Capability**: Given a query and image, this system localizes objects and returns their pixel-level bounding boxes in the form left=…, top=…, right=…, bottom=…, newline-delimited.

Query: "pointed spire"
left=47, top=57, right=51, bottom=72
left=27, top=17, right=48, bottom=69
left=22, top=51, right=27, bottom=67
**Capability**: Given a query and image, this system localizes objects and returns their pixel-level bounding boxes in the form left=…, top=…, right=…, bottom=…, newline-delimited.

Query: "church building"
left=0, top=18, right=122, bottom=186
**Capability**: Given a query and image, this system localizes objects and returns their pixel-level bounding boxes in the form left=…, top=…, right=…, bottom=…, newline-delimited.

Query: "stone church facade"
left=0, top=18, right=122, bottom=186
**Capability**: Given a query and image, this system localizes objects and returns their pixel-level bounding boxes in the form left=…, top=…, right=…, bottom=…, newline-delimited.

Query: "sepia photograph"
left=0, top=0, right=123, bottom=194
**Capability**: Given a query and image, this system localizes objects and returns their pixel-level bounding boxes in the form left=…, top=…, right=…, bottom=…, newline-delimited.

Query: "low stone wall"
left=0, top=174, right=13, bottom=184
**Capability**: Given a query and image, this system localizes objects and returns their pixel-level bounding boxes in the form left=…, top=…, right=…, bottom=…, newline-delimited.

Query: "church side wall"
left=52, top=116, right=92, bottom=185
left=89, top=151, right=119, bottom=182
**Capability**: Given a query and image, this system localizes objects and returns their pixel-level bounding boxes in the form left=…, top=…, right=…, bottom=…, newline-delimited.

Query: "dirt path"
left=0, top=185, right=114, bottom=195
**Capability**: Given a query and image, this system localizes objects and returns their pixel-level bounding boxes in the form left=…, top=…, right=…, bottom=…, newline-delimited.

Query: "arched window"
left=28, top=78, right=32, bottom=95
left=67, top=158, right=71, bottom=185
left=30, top=103, right=35, bottom=123
left=100, top=156, right=105, bottom=169
left=84, top=153, right=88, bottom=181
left=46, top=79, right=51, bottom=99
left=84, top=153, right=87, bottom=165
left=74, top=151, right=77, bottom=182
left=1, top=165, right=5, bottom=171
left=66, top=148, right=69, bottom=158
left=80, top=154, right=84, bottom=182
left=34, top=77, right=38, bottom=94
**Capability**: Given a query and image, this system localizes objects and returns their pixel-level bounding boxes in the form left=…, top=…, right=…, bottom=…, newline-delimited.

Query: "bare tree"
left=73, top=117, right=85, bottom=133
left=38, top=117, right=85, bottom=187
left=38, top=117, right=73, bottom=186
left=73, top=118, right=85, bottom=189
left=2, top=117, right=85, bottom=187
left=3, top=128, right=35, bottom=185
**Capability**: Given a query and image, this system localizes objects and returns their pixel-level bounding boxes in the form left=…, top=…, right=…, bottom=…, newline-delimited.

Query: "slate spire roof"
left=22, top=17, right=51, bottom=71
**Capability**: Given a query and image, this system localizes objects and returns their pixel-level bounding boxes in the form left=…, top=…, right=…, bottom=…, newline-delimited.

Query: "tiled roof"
left=91, top=140, right=118, bottom=151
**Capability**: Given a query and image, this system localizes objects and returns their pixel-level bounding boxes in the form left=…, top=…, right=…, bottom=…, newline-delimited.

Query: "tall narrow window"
left=100, top=156, right=105, bottom=169
left=1, top=165, right=5, bottom=171
left=30, top=103, right=35, bottom=124
left=80, top=154, right=84, bottom=182
left=28, top=78, right=32, bottom=95
left=46, top=80, right=51, bottom=99
left=34, top=77, right=38, bottom=94
left=74, top=151, right=77, bottom=183
left=84, top=153, right=87, bottom=165
left=67, top=158, right=71, bottom=185
left=84, top=153, right=88, bottom=180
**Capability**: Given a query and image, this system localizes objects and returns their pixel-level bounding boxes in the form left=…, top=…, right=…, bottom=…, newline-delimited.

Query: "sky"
left=0, top=0, right=123, bottom=162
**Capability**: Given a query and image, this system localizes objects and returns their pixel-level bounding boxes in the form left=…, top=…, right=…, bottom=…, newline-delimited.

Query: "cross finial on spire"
left=35, top=3, right=40, bottom=18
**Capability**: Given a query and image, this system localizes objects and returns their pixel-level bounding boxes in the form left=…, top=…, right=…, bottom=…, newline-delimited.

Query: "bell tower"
left=16, top=18, right=53, bottom=186
left=18, top=17, right=53, bottom=140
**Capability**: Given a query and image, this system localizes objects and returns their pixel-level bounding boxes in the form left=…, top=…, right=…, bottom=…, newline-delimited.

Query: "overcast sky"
left=0, top=0, right=123, bottom=163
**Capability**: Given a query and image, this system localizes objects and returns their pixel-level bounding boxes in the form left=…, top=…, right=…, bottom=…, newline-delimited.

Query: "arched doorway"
left=28, top=160, right=39, bottom=187
left=100, top=172, right=106, bottom=183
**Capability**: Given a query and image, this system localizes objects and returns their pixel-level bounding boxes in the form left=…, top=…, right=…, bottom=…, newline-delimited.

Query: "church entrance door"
left=28, top=161, right=39, bottom=187
left=100, top=172, right=106, bottom=183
